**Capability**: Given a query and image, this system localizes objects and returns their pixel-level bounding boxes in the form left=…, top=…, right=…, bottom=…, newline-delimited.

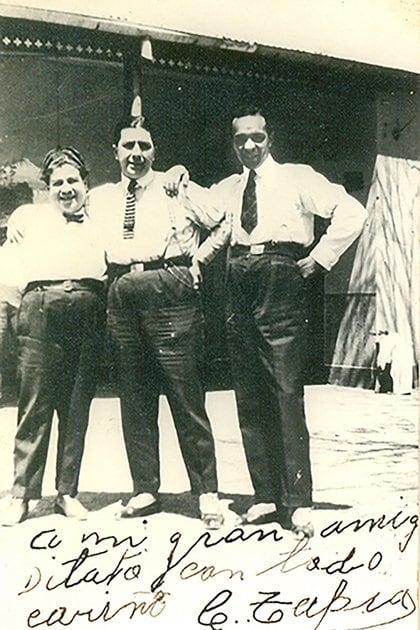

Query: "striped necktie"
left=241, top=169, right=258, bottom=234
left=123, top=179, right=138, bottom=239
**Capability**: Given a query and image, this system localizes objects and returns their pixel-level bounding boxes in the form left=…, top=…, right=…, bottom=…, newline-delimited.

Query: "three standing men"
left=89, top=117, right=225, bottom=527
left=176, top=107, right=367, bottom=533
left=1, top=107, right=366, bottom=534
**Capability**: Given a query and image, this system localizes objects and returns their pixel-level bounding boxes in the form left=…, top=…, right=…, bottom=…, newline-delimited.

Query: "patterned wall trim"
left=0, top=27, right=280, bottom=82
left=1, top=17, right=414, bottom=88
left=1, top=33, right=123, bottom=60
left=0, top=19, right=124, bottom=62
left=0, top=17, right=315, bottom=84
left=153, top=54, right=279, bottom=82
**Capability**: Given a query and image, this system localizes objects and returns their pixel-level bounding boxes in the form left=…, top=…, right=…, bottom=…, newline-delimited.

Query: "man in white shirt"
left=89, top=117, right=225, bottom=527
left=1, top=147, right=107, bottom=526
left=172, top=107, right=367, bottom=534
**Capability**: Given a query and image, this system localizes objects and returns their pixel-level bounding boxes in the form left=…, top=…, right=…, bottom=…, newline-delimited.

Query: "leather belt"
left=230, top=241, right=305, bottom=259
left=130, top=255, right=192, bottom=273
left=25, top=279, right=104, bottom=294
left=108, top=255, right=192, bottom=279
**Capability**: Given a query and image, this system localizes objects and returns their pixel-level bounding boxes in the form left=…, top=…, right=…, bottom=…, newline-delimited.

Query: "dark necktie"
left=241, top=169, right=258, bottom=234
left=123, top=179, right=138, bottom=239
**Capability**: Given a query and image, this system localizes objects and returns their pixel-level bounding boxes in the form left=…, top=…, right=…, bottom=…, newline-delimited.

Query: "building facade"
left=0, top=10, right=418, bottom=389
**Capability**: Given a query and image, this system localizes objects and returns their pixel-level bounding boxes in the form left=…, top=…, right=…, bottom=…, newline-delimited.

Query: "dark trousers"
left=226, top=252, right=312, bottom=509
left=107, top=266, right=218, bottom=497
left=376, top=363, right=393, bottom=393
left=13, top=285, right=105, bottom=499
left=0, top=299, right=17, bottom=396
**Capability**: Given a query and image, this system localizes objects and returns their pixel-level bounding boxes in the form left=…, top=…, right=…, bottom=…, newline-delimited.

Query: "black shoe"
left=242, top=510, right=282, bottom=526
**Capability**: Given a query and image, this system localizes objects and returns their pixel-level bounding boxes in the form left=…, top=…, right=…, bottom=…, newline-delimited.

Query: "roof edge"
left=0, top=3, right=418, bottom=78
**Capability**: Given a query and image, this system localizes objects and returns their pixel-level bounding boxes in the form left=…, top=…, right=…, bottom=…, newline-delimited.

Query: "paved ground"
left=0, top=385, right=417, bottom=630
left=0, top=385, right=417, bottom=506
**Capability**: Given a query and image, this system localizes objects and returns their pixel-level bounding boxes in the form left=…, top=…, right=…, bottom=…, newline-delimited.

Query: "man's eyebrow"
left=234, top=132, right=266, bottom=140
left=122, top=140, right=152, bottom=147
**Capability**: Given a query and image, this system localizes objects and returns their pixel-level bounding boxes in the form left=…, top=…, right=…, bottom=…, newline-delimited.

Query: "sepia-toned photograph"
left=0, top=1, right=418, bottom=628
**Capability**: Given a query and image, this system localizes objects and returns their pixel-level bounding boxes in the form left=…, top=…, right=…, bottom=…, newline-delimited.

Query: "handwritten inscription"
left=13, top=509, right=417, bottom=628
left=27, top=590, right=168, bottom=627
left=319, top=509, right=418, bottom=553
left=198, top=582, right=416, bottom=629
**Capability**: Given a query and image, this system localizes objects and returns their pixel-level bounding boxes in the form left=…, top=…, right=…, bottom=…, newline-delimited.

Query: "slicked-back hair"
left=113, top=117, right=154, bottom=147
left=231, top=106, right=274, bottom=137
left=41, top=147, right=89, bottom=186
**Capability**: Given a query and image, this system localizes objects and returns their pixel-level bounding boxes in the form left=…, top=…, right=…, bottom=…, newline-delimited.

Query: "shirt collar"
left=242, top=154, right=275, bottom=179
left=121, top=169, right=155, bottom=191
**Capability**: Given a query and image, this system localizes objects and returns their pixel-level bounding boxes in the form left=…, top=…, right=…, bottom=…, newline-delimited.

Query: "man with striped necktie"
left=89, top=117, right=227, bottom=528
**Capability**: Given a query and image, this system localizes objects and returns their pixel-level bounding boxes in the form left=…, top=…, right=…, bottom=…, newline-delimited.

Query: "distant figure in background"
left=376, top=330, right=413, bottom=395
left=0, top=147, right=106, bottom=527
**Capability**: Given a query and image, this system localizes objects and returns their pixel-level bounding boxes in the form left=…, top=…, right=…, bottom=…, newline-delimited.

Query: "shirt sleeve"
left=6, top=204, right=34, bottom=242
left=299, top=167, right=368, bottom=270
left=86, top=186, right=105, bottom=224
left=87, top=186, right=115, bottom=257
left=0, top=234, right=27, bottom=292
left=182, top=180, right=230, bottom=264
left=182, top=180, right=226, bottom=229
left=194, top=218, right=231, bottom=265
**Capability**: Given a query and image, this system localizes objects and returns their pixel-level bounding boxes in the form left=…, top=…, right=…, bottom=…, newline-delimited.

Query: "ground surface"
left=0, top=385, right=417, bottom=630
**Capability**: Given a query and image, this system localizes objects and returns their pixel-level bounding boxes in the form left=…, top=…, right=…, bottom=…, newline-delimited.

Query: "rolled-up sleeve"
left=183, top=181, right=225, bottom=229
left=195, top=218, right=231, bottom=264
left=183, top=181, right=230, bottom=264
left=300, top=167, right=368, bottom=270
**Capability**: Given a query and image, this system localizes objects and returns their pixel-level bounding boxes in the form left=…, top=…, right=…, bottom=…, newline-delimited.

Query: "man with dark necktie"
left=169, top=106, right=367, bottom=534
left=89, top=116, right=226, bottom=528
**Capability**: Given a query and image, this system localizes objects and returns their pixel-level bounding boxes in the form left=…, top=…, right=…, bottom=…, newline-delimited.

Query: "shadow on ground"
left=0, top=490, right=353, bottom=524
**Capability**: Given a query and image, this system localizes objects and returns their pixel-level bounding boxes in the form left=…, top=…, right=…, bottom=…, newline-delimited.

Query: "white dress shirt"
left=6, top=203, right=106, bottom=286
left=88, top=171, right=225, bottom=265
left=0, top=243, right=23, bottom=306
left=186, top=154, right=367, bottom=270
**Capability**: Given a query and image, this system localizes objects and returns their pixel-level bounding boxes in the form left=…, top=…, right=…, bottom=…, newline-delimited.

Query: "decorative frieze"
left=0, top=29, right=123, bottom=61
left=0, top=19, right=283, bottom=82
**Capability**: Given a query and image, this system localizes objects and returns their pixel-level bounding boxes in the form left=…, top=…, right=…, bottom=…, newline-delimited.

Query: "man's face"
left=232, top=114, right=272, bottom=170
left=114, top=126, right=155, bottom=180
left=49, top=164, right=87, bottom=215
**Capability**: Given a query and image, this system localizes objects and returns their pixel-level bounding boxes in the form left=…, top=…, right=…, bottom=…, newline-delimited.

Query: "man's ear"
left=268, top=132, right=274, bottom=149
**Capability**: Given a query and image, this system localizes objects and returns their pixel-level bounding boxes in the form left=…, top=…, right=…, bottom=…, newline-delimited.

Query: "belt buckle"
left=63, top=280, right=73, bottom=292
left=250, top=244, right=265, bottom=255
left=131, top=262, right=144, bottom=272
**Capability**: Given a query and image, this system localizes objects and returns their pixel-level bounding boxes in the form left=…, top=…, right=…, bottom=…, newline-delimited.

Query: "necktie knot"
left=241, top=169, right=258, bottom=234
left=127, top=178, right=138, bottom=195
